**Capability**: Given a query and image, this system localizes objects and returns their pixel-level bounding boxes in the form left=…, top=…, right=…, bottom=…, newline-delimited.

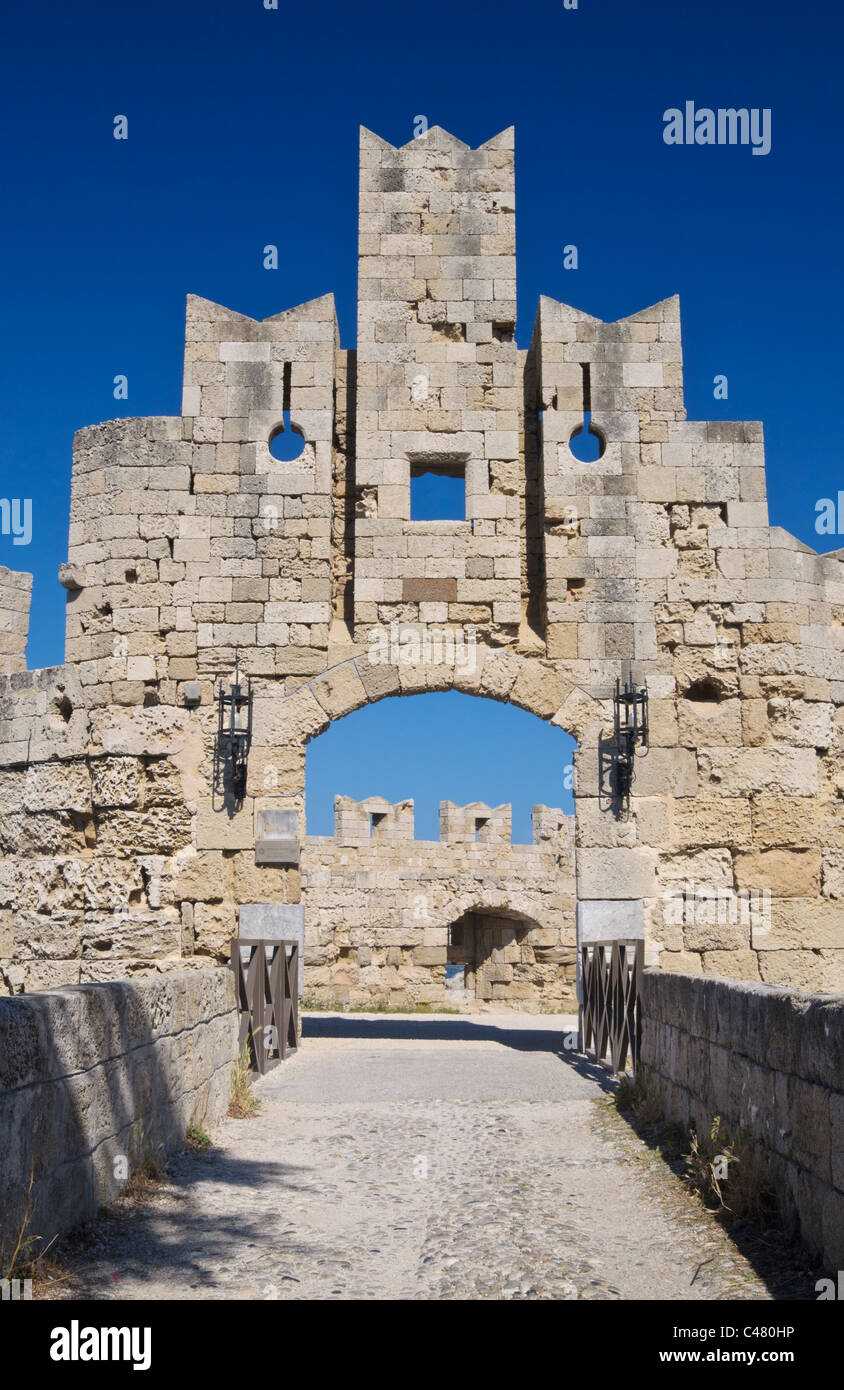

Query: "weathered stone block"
left=81, top=912, right=181, bottom=960
left=24, top=761, right=91, bottom=813
left=193, top=902, right=237, bottom=958
left=90, top=757, right=141, bottom=808
left=13, top=910, right=84, bottom=960
left=734, top=849, right=821, bottom=898
left=576, top=848, right=657, bottom=900
left=402, top=579, right=458, bottom=602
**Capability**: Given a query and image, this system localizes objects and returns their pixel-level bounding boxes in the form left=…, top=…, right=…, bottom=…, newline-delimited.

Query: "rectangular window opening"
left=410, top=460, right=466, bottom=521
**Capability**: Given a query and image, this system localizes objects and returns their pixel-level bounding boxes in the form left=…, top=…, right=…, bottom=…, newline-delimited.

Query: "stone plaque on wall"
left=255, top=808, right=300, bottom=866
left=576, top=899, right=644, bottom=945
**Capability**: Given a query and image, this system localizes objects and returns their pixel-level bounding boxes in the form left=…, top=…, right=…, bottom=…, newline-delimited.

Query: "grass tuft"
left=228, top=1044, right=260, bottom=1119
left=122, top=1120, right=167, bottom=1201
left=185, top=1123, right=213, bottom=1152
left=685, top=1115, right=778, bottom=1225
left=610, top=1066, right=779, bottom=1229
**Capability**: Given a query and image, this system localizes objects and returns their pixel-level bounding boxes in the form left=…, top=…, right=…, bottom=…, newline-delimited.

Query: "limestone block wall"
left=354, top=127, right=523, bottom=641
left=0, top=741, right=193, bottom=994
left=63, top=290, right=339, bottom=700
left=301, top=797, right=576, bottom=1011
left=532, top=291, right=844, bottom=990
left=0, top=566, right=32, bottom=674
left=640, top=970, right=844, bottom=1270
left=0, top=968, right=237, bottom=1258
left=0, top=663, right=87, bottom=767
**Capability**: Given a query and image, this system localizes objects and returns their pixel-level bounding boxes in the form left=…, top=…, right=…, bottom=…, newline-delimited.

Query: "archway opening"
left=305, top=690, right=575, bottom=841
left=301, top=690, right=579, bottom=1014
left=446, top=907, right=558, bottom=1006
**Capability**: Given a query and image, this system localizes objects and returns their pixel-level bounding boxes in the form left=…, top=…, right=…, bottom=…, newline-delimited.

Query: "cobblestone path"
left=63, top=1013, right=788, bottom=1301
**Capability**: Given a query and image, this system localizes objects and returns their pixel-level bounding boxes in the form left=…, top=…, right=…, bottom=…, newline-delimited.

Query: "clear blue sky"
left=0, top=0, right=840, bottom=838
left=306, top=694, right=575, bottom=840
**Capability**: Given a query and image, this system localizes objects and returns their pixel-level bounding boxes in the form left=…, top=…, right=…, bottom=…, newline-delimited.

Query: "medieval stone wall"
left=640, top=969, right=844, bottom=1269
left=1, top=124, right=842, bottom=999
left=0, top=968, right=237, bottom=1255
left=353, top=128, right=523, bottom=641
left=302, top=797, right=576, bottom=1011
left=0, top=565, right=32, bottom=675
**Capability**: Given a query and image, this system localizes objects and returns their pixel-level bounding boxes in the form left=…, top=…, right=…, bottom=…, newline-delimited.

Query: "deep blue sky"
left=1, top=0, right=840, bottom=836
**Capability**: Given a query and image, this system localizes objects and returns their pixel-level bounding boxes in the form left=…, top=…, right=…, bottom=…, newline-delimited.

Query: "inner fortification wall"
left=301, top=797, right=576, bottom=1011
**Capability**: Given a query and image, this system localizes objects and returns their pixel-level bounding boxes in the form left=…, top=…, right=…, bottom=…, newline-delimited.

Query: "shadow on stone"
left=0, top=968, right=237, bottom=1272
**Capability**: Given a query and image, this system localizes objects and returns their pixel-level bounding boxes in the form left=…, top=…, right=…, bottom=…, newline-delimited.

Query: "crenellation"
left=0, top=565, right=33, bottom=674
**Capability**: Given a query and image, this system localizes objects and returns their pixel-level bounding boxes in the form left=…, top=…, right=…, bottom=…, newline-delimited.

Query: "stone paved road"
left=62, top=1013, right=786, bottom=1301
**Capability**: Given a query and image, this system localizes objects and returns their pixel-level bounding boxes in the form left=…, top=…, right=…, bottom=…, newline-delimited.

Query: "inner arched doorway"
left=299, top=684, right=580, bottom=1012
left=446, top=906, right=575, bottom=1010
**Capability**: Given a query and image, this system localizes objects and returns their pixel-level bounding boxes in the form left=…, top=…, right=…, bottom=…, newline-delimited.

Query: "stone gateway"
left=1, top=126, right=842, bottom=1003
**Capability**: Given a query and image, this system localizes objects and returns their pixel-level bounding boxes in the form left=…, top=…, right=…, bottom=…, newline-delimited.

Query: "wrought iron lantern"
left=216, top=656, right=253, bottom=808
left=599, top=673, right=649, bottom=818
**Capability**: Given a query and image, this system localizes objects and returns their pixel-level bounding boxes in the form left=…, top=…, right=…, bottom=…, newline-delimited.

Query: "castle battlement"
left=0, top=566, right=32, bottom=676
left=321, top=795, right=572, bottom=848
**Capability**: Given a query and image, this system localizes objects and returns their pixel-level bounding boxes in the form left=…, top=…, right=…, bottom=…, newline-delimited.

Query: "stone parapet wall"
left=301, top=797, right=576, bottom=1011
left=63, top=289, right=339, bottom=702
left=0, top=566, right=32, bottom=674
left=639, top=969, right=844, bottom=1270
left=0, top=664, right=87, bottom=767
left=0, top=968, right=237, bottom=1258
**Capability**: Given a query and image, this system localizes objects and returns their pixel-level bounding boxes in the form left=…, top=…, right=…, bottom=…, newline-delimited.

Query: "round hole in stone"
left=568, top=416, right=606, bottom=462
left=269, top=412, right=306, bottom=463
